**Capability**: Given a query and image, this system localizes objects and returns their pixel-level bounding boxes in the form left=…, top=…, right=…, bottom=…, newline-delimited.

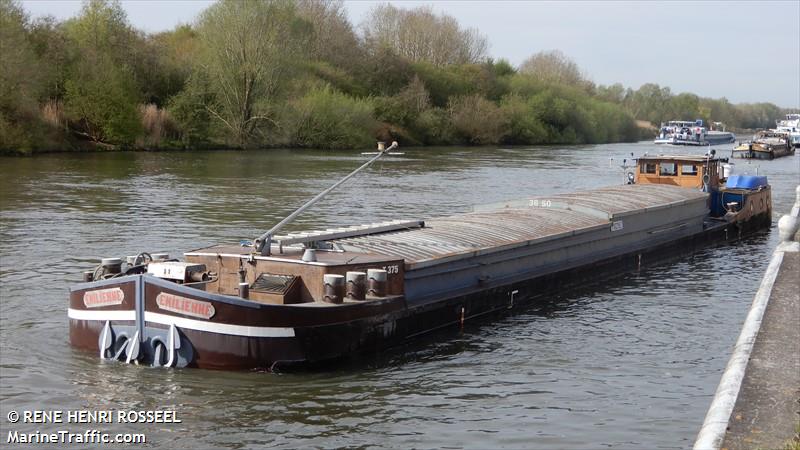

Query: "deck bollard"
left=345, top=272, right=367, bottom=301
left=323, top=274, right=345, bottom=304
left=302, top=248, right=317, bottom=262
left=101, top=257, right=123, bottom=275
left=238, top=282, right=249, bottom=299
left=367, top=269, right=387, bottom=297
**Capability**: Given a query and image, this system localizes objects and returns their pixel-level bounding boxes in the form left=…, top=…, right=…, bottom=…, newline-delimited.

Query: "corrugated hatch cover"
left=251, top=273, right=297, bottom=294
left=333, top=184, right=708, bottom=266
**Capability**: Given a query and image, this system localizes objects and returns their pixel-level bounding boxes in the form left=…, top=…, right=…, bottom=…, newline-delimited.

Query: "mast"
left=253, top=141, right=398, bottom=256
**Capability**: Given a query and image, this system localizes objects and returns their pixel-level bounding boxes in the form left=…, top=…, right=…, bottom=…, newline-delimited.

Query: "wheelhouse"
left=634, top=155, right=721, bottom=189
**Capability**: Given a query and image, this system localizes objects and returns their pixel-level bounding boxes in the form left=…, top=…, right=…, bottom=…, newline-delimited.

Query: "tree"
left=596, top=83, right=626, bottom=104
left=295, top=0, right=361, bottom=68
left=0, top=0, right=43, bottom=111
left=448, top=94, right=509, bottom=144
left=286, top=85, right=377, bottom=149
left=194, top=0, right=310, bottom=146
left=519, top=50, right=589, bottom=89
left=147, top=25, right=200, bottom=105
left=374, top=75, right=431, bottom=128
left=362, top=4, right=488, bottom=66
left=357, top=46, right=414, bottom=96
left=27, top=15, right=70, bottom=100
left=61, top=0, right=142, bottom=144
left=64, top=0, right=133, bottom=59
left=168, top=72, right=214, bottom=147
left=666, top=93, right=701, bottom=122
left=624, top=83, right=672, bottom=124
left=0, top=0, right=47, bottom=151
left=64, top=60, right=141, bottom=143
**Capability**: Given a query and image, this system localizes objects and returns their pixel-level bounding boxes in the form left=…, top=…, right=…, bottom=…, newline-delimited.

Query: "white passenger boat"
left=774, top=113, right=800, bottom=148
left=655, top=120, right=735, bottom=146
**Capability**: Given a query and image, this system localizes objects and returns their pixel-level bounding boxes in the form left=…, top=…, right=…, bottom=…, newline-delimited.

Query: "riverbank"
left=694, top=186, right=800, bottom=450
left=0, top=130, right=653, bottom=157
left=0, top=139, right=240, bottom=156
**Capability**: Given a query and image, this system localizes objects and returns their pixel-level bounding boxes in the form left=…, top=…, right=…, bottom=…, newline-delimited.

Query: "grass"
left=783, top=423, right=800, bottom=450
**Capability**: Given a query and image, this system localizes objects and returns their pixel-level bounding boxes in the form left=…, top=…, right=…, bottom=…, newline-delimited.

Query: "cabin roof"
left=329, top=184, right=708, bottom=268
left=664, top=121, right=701, bottom=126
left=756, top=130, right=788, bottom=137
left=636, top=155, right=720, bottom=163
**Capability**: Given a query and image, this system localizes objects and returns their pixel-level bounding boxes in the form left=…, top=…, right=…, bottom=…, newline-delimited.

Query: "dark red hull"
left=69, top=215, right=769, bottom=371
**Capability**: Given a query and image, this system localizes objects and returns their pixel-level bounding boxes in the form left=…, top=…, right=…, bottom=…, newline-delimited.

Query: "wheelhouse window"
left=641, top=162, right=657, bottom=174
left=659, top=162, right=677, bottom=176
left=681, top=164, right=698, bottom=176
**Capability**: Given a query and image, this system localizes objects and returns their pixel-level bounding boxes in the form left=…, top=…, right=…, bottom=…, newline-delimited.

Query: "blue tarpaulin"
left=726, top=175, right=768, bottom=190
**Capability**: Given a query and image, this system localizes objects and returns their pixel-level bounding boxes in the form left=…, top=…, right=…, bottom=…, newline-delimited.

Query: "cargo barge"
left=69, top=147, right=772, bottom=370
left=731, top=130, right=796, bottom=160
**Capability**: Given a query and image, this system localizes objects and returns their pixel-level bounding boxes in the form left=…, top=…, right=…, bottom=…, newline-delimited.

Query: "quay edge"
left=694, top=185, right=800, bottom=450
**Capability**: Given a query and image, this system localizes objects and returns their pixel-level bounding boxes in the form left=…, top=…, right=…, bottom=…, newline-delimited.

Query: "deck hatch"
left=331, top=185, right=708, bottom=264
left=251, top=274, right=297, bottom=294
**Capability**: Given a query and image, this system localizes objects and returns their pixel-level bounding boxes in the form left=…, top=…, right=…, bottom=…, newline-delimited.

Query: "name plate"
left=156, top=293, right=215, bottom=320
left=83, top=288, right=125, bottom=308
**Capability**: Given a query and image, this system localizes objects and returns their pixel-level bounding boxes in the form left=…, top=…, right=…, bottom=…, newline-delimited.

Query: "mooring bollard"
left=238, top=282, right=249, bottom=299
left=345, top=271, right=367, bottom=301
left=323, top=274, right=345, bottom=304
left=302, top=248, right=317, bottom=262
left=367, top=269, right=387, bottom=297
left=778, top=215, right=798, bottom=242
left=101, top=257, right=123, bottom=275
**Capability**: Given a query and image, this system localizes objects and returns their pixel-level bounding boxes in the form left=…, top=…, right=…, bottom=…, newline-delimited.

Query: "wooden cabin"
left=634, top=155, right=721, bottom=189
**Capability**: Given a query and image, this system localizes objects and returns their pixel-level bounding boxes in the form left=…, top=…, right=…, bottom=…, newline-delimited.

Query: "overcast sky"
left=20, top=0, right=800, bottom=108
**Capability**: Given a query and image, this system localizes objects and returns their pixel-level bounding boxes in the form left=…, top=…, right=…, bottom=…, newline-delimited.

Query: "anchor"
left=97, top=321, right=192, bottom=368
left=150, top=324, right=180, bottom=368
left=99, top=321, right=113, bottom=360
left=98, top=322, right=142, bottom=363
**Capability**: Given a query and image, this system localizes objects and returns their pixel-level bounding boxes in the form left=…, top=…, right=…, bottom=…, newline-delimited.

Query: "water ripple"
left=0, top=146, right=797, bottom=448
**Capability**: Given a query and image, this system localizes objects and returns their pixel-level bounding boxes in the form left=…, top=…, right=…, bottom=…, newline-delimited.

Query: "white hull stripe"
left=67, top=308, right=295, bottom=338
left=68, top=309, right=136, bottom=322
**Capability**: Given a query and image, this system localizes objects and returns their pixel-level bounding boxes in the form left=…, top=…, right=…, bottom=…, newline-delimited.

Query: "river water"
left=0, top=143, right=797, bottom=448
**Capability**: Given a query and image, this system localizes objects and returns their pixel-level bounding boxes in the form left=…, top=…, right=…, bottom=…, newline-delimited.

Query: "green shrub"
left=287, top=85, right=377, bottom=149
left=167, top=75, right=214, bottom=147
left=414, top=107, right=454, bottom=145
left=64, top=61, right=142, bottom=144
left=448, top=94, right=509, bottom=145
left=499, top=93, right=548, bottom=144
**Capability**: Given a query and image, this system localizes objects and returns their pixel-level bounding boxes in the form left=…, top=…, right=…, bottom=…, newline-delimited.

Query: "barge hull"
left=732, top=148, right=796, bottom=160
left=68, top=214, right=770, bottom=370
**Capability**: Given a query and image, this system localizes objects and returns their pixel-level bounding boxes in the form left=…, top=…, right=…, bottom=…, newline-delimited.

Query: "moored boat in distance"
left=732, top=129, right=795, bottom=159
left=69, top=145, right=772, bottom=371
left=774, top=113, right=800, bottom=148
left=708, top=121, right=737, bottom=145
left=655, top=120, right=736, bottom=146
